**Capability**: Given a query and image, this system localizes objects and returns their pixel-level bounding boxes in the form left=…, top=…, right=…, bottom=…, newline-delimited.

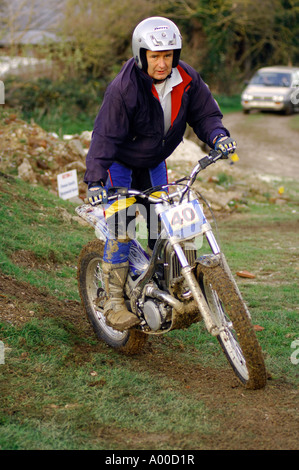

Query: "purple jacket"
left=84, top=58, right=229, bottom=183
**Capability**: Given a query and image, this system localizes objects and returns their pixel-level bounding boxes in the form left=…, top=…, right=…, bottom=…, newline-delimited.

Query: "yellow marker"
left=278, top=186, right=284, bottom=195
left=231, top=153, right=239, bottom=162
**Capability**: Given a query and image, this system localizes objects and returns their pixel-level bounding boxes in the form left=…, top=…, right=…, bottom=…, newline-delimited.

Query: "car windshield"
left=250, top=72, right=291, bottom=87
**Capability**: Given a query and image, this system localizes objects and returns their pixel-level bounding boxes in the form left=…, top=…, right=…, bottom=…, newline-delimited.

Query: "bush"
left=4, top=77, right=107, bottom=134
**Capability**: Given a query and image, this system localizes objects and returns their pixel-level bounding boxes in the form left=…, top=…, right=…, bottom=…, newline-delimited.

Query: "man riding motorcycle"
left=84, top=17, right=236, bottom=332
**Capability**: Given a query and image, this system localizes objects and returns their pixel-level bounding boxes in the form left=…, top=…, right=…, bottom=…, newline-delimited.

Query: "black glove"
left=214, top=135, right=237, bottom=158
left=87, top=181, right=108, bottom=205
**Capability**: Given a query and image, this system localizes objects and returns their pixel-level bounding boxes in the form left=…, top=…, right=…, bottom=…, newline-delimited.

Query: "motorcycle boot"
left=102, top=261, right=140, bottom=331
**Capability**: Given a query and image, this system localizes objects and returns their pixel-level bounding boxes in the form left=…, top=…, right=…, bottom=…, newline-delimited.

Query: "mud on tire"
left=197, top=254, right=267, bottom=390
left=77, top=240, right=147, bottom=355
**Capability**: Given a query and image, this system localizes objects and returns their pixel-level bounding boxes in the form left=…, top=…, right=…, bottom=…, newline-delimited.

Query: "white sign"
left=57, top=169, right=79, bottom=200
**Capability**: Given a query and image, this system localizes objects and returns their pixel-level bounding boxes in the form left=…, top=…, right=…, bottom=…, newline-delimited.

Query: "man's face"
left=146, top=50, right=174, bottom=81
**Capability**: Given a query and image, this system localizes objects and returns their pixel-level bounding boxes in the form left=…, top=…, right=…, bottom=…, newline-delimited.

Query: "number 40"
left=171, top=207, right=196, bottom=226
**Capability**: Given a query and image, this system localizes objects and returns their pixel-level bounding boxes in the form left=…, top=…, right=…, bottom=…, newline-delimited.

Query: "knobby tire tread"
left=198, top=257, right=267, bottom=389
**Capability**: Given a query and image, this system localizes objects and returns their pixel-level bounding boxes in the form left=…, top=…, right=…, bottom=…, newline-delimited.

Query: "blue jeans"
left=103, top=161, right=168, bottom=264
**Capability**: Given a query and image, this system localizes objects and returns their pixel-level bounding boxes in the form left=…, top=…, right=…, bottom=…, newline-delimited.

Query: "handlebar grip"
left=209, top=149, right=222, bottom=159
left=111, top=187, right=129, bottom=197
left=198, top=156, right=211, bottom=169
left=84, top=186, right=130, bottom=205
left=198, top=149, right=223, bottom=169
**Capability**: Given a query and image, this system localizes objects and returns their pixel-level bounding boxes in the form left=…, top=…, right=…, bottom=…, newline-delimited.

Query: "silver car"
left=241, top=66, right=299, bottom=114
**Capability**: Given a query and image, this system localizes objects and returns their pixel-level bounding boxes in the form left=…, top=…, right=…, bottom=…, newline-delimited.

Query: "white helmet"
left=132, top=17, right=182, bottom=71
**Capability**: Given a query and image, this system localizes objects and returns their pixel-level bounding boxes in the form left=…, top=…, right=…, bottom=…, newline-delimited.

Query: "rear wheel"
left=198, top=256, right=267, bottom=389
left=77, top=240, right=147, bottom=354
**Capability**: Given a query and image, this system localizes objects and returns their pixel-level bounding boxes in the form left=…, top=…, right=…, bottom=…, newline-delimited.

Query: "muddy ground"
left=0, top=268, right=298, bottom=450
left=1, top=111, right=298, bottom=450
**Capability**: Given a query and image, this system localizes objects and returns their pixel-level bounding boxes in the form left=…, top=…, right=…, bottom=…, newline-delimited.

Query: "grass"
left=214, top=94, right=242, bottom=114
left=214, top=194, right=299, bottom=380
left=0, top=176, right=93, bottom=299
left=31, top=111, right=96, bottom=137
left=0, top=165, right=298, bottom=450
left=289, top=113, right=299, bottom=131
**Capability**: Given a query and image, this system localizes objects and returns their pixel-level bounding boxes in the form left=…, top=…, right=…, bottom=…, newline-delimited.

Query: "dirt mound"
left=0, top=113, right=90, bottom=200
left=0, top=112, right=291, bottom=212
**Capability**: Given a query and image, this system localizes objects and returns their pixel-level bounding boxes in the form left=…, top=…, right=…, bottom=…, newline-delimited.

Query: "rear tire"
left=77, top=240, right=147, bottom=354
left=197, top=255, right=267, bottom=389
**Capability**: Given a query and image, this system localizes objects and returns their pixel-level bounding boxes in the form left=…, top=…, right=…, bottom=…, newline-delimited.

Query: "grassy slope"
left=0, top=149, right=298, bottom=450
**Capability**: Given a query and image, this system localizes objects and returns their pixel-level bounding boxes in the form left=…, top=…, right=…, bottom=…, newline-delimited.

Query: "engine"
left=142, top=298, right=170, bottom=331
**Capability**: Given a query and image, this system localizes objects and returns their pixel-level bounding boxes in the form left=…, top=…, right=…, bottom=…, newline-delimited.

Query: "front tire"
left=77, top=240, right=147, bottom=354
left=197, top=255, right=267, bottom=389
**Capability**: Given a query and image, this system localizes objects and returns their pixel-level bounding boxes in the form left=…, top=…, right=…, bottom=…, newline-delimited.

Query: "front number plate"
left=160, top=199, right=204, bottom=240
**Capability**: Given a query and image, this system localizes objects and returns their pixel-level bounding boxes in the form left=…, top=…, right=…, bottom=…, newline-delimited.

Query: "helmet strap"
left=140, top=48, right=148, bottom=72
left=153, top=71, right=172, bottom=84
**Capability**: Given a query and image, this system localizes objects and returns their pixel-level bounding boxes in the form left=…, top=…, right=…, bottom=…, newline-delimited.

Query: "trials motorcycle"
left=76, top=150, right=267, bottom=389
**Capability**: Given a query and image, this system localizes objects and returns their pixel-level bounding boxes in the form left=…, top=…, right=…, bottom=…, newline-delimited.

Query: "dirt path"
left=1, top=270, right=298, bottom=450
left=131, top=346, right=298, bottom=450
left=222, top=112, right=299, bottom=179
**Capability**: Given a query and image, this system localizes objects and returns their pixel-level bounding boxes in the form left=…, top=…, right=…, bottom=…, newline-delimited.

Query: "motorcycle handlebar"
left=86, top=149, right=225, bottom=205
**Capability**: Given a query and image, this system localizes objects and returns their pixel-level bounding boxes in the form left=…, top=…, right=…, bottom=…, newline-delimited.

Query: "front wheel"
left=197, top=256, right=267, bottom=389
left=77, top=240, right=147, bottom=354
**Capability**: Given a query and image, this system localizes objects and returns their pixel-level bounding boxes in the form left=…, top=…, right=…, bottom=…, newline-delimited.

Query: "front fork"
left=172, top=229, right=220, bottom=336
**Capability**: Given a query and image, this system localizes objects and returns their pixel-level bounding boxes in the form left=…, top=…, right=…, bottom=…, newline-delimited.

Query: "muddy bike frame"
left=97, top=150, right=224, bottom=336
